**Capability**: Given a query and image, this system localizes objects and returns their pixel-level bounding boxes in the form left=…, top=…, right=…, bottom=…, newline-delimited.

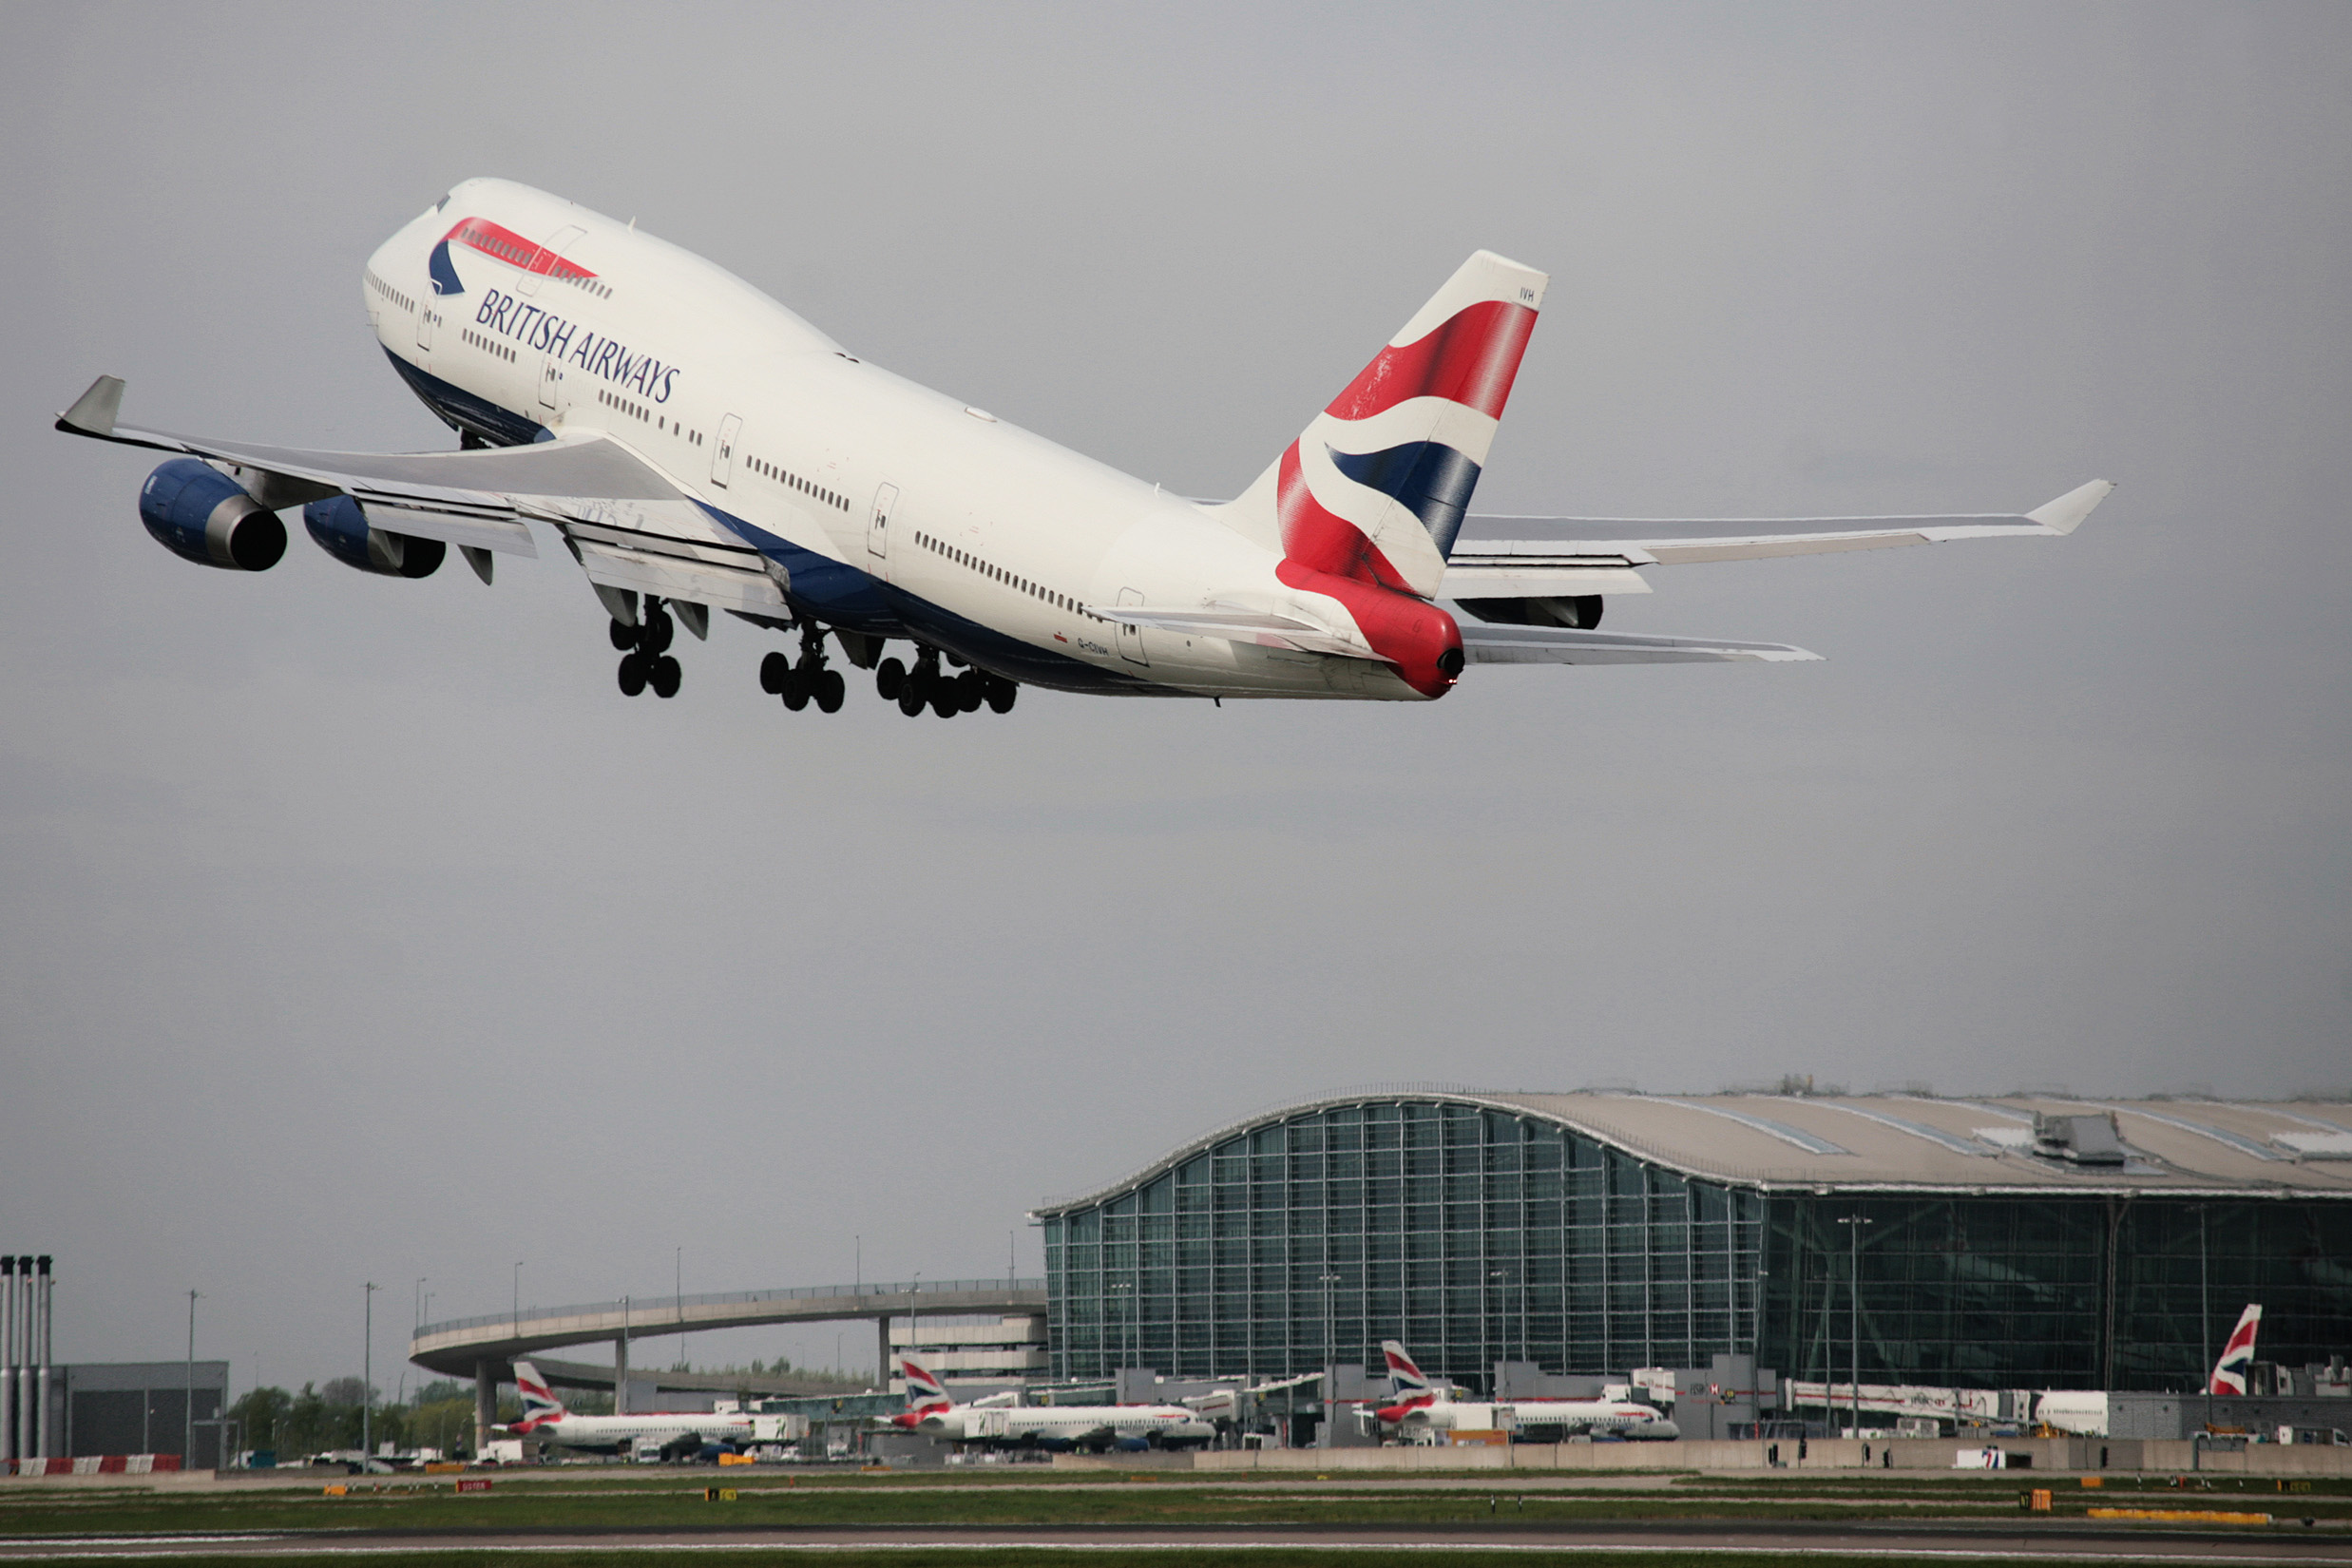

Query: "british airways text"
left=471, top=286, right=679, bottom=403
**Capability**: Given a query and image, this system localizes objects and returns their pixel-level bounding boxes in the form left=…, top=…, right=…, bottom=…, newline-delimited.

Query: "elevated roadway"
left=411, top=1277, right=1045, bottom=1439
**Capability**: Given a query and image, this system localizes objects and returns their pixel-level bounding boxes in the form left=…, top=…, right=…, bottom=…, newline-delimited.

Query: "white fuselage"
left=1381, top=1397, right=1678, bottom=1442
left=912, top=1402, right=1214, bottom=1449
left=364, top=179, right=1425, bottom=701
left=515, top=1408, right=755, bottom=1453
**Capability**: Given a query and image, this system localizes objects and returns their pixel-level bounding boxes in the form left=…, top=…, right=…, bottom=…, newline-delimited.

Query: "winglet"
left=2025, top=478, right=2113, bottom=535
left=57, top=375, right=125, bottom=438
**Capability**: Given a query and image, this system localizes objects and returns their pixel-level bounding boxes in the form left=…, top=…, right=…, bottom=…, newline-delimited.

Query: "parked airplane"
left=505, top=1360, right=755, bottom=1459
left=57, top=178, right=2110, bottom=714
left=1366, top=1341, right=1678, bottom=1442
left=885, top=1355, right=1213, bottom=1451
left=2209, top=1305, right=2263, bottom=1395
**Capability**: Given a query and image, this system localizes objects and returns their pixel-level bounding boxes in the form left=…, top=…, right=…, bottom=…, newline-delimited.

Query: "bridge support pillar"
left=876, top=1314, right=890, bottom=1390
left=614, top=1331, right=629, bottom=1415
left=474, top=1360, right=495, bottom=1458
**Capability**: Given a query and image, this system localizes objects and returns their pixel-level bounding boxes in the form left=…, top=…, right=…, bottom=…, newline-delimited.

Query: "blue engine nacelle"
left=138, top=458, right=287, bottom=571
left=302, top=496, right=446, bottom=578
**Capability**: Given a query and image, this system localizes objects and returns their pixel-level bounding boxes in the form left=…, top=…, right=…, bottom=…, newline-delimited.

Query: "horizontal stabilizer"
left=1456, top=480, right=2113, bottom=567
left=1091, top=603, right=1376, bottom=660
left=1461, top=622, right=1819, bottom=665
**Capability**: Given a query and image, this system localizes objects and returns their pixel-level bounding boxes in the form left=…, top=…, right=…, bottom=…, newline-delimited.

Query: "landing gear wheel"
left=617, top=653, right=649, bottom=697
left=956, top=670, right=986, bottom=713
left=930, top=681, right=959, bottom=717
left=780, top=665, right=811, bottom=711
left=650, top=656, right=681, bottom=698
left=760, top=651, right=789, bottom=695
left=815, top=668, right=846, bottom=713
left=875, top=658, right=906, bottom=701
left=640, top=610, right=674, bottom=655
left=985, top=677, right=1018, bottom=715
left=897, top=678, right=927, bottom=717
left=610, top=619, right=641, bottom=651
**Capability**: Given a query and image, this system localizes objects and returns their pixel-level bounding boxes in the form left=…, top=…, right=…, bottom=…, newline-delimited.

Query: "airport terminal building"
left=1032, top=1090, right=2352, bottom=1394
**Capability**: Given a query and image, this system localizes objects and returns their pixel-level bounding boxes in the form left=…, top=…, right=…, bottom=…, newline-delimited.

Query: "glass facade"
left=1042, top=1099, right=1765, bottom=1386
left=1042, top=1098, right=2352, bottom=1393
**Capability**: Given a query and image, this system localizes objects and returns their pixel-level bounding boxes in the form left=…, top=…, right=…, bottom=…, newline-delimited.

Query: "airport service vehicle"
left=57, top=178, right=2110, bottom=713
left=1366, top=1341, right=1678, bottom=1443
left=887, top=1355, right=1213, bottom=1452
left=506, top=1360, right=768, bottom=1460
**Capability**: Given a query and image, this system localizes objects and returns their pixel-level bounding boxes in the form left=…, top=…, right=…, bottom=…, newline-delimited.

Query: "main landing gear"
left=612, top=601, right=682, bottom=698
left=874, top=650, right=1017, bottom=718
left=759, top=623, right=846, bottom=714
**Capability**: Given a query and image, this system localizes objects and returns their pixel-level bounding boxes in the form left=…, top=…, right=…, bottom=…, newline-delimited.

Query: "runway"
left=0, top=1520, right=2345, bottom=1561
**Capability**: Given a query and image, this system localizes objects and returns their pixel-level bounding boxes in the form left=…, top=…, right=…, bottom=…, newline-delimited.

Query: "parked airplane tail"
left=511, top=1360, right=566, bottom=1431
left=1379, top=1339, right=1438, bottom=1406
left=1210, top=251, right=1549, bottom=601
left=2209, top=1304, right=2262, bottom=1395
left=898, top=1353, right=951, bottom=1413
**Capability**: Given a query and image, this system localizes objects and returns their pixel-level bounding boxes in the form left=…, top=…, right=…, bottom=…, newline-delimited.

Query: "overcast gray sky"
left=4, top=2, right=2346, bottom=1393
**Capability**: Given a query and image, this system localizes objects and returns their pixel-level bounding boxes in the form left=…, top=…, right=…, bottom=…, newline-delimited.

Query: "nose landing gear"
left=612, top=601, right=682, bottom=698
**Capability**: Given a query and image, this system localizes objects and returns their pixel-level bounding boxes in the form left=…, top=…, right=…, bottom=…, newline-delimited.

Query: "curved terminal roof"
left=1031, top=1089, right=2352, bottom=1215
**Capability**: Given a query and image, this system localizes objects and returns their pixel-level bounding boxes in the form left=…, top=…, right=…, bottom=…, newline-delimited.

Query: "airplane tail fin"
left=1209, top=252, right=1547, bottom=600
left=2209, top=1304, right=2262, bottom=1395
left=899, top=1353, right=951, bottom=1412
left=512, top=1360, right=566, bottom=1430
left=1381, top=1339, right=1434, bottom=1400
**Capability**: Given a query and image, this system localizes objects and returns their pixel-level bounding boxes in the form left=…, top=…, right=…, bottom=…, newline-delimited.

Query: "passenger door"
left=711, top=414, right=741, bottom=488
left=537, top=357, right=562, bottom=412
left=867, top=483, right=898, bottom=568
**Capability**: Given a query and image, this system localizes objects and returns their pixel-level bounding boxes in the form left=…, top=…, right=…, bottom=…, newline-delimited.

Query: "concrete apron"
left=1049, top=1437, right=2352, bottom=1477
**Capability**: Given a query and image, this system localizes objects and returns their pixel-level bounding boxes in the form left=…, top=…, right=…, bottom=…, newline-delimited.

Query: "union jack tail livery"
left=1216, top=251, right=1546, bottom=601
left=2209, top=1304, right=2262, bottom=1395
left=511, top=1360, right=566, bottom=1431
left=1375, top=1338, right=1440, bottom=1424
left=891, top=1353, right=953, bottom=1428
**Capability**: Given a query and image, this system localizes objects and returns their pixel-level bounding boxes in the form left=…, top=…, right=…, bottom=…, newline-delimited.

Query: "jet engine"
left=302, top=495, right=446, bottom=578
left=137, top=458, right=287, bottom=571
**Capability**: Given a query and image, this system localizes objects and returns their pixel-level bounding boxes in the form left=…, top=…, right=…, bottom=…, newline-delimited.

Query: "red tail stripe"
left=1324, top=299, right=1538, bottom=425
left=1274, top=442, right=1414, bottom=592
left=1275, top=560, right=1462, bottom=699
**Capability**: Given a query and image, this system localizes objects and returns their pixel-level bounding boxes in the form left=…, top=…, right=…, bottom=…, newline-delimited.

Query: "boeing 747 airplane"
left=57, top=178, right=2110, bottom=715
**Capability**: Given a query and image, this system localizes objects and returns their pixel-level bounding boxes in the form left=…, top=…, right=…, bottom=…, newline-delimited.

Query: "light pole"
left=1488, top=1269, right=1508, bottom=1395
left=362, top=1282, right=379, bottom=1463
left=1107, top=1281, right=1132, bottom=1379
left=2199, top=1204, right=2212, bottom=1434
left=1835, top=1216, right=1874, bottom=1443
left=414, top=1278, right=427, bottom=1338
left=675, top=1248, right=684, bottom=1370
left=184, top=1291, right=200, bottom=1467
left=511, top=1263, right=524, bottom=1337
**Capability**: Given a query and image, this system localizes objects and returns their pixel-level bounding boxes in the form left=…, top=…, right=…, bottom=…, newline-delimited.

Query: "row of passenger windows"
left=916, top=529, right=1102, bottom=621
left=365, top=270, right=415, bottom=316
left=461, top=328, right=516, bottom=364
left=597, top=388, right=705, bottom=445
left=557, top=272, right=614, bottom=301
left=746, top=455, right=846, bottom=512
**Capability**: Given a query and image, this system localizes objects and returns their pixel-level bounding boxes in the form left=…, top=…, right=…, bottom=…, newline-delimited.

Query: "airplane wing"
left=1442, top=480, right=2113, bottom=600
left=1460, top=623, right=1820, bottom=665
left=55, top=375, right=797, bottom=619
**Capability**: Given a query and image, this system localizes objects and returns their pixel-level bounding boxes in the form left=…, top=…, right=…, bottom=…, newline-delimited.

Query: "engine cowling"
left=302, top=496, right=446, bottom=578
left=138, top=458, right=287, bottom=571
